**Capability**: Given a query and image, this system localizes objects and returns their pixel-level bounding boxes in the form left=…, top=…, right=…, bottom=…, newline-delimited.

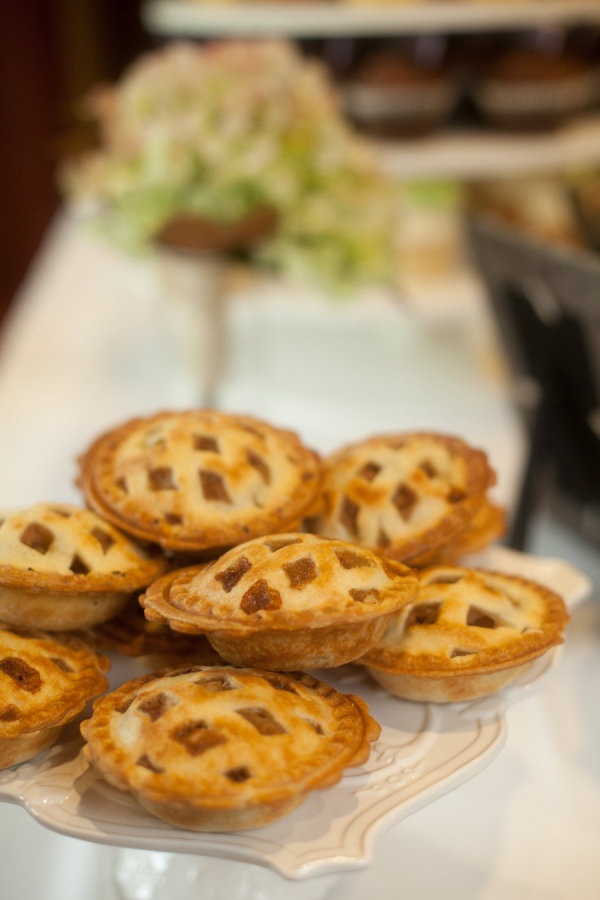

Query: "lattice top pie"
left=0, top=626, right=109, bottom=769
left=0, top=503, right=168, bottom=631
left=0, top=502, right=166, bottom=593
left=312, top=432, right=498, bottom=565
left=145, top=533, right=417, bottom=632
left=141, top=532, right=419, bottom=669
left=77, top=410, right=324, bottom=555
left=81, top=665, right=380, bottom=831
left=360, top=564, right=569, bottom=701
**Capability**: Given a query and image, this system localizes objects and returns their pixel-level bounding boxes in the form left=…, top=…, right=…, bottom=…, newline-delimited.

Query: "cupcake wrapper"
left=343, top=81, right=458, bottom=122
left=475, top=71, right=600, bottom=116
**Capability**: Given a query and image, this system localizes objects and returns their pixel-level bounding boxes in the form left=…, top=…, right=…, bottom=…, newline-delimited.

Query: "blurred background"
left=1, top=0, right=600, bottom=544
left=0, top=1, right=151, bottom=323
left=3, top=0, right=600, bottom=331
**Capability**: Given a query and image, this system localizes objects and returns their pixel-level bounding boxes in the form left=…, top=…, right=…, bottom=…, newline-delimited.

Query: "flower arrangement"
left=61, top=40, right=400, bottom=293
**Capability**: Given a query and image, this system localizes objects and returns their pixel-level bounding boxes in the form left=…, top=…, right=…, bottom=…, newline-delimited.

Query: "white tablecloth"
left=0, top=213, right=598, bottom=899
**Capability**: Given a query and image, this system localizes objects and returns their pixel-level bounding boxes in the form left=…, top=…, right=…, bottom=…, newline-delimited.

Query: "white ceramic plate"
left=0, top=548, right=591, bottom=879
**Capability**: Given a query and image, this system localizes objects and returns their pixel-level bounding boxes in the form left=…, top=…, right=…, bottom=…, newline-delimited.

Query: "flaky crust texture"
left=0, top=626, right=109, bottom=740
left=361, top=565, right=569, bottom=679
left=312, top=432, right=497, bottom=564
left=141, top=532, right=419, bottom=636
left=81, top=665, right=380, bottom=831
left=0, top=502, right=167, bottom=594
left=77, top=409, right=324, bottom=554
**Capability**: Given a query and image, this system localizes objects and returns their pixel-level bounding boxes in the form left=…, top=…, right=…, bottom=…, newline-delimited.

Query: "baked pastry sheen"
left=77, top=409, right=323, bottom=555
left=361, top=564, right=569, bottom=702
left=141, top=532, right=419, bottom=669
left=81, top=665, right=380, bottom=831
left=0, top=502, right=167, bottom=631
left=312, top=431, right=498, bottom=565
left=0, top=626, right=109, bottom=769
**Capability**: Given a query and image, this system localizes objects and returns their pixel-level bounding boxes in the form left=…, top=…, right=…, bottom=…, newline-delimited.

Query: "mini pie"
left=0, top=503, right=168, bottom=631
left=311, top=431, right=498, bottom=565
left=141, top=532, right=419, bottom=670
left=0, top=626, right=109, bottom=770
left=81, top=665, right=380, bottom=831
left=360, top=565, right=569, bottom=702
left=81, top=566, right=223, bottom=669
left=77, top=409, right=324, bottom=557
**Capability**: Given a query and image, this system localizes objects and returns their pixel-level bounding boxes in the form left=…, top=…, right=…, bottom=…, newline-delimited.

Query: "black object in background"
left=466, top=213, right=600, bottom=551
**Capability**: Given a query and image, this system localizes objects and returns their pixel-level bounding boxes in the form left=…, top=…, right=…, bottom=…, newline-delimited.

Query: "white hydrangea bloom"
left=61, top=40, right=400, bottom=292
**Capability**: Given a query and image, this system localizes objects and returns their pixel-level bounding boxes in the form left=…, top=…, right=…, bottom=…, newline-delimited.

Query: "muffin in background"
left=342, top=44, right=459, bottom=139
left=472, top=41, right=600, bottom=132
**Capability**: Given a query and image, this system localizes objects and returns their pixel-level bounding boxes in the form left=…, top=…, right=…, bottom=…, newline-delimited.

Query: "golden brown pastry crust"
left=0, top=626, right=109, bottom=769
left=360, top=565, right=569, bottom=702
left=411, top=497, right=507, bottom=567
left=312, top=432, right=497, bottom=565
left=81, top=665, right=380, bottom=831
left=0, top=503, right=167, bottom=631
left=141, top=532, right=419, bottom=669
left=77, top=409, right=324, bottom=555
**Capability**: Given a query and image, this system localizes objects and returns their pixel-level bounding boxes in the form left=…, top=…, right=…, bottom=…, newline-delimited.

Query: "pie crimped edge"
left=80, top=664, right=380, bottom=832
left=360, top=564, right=569, bottom=702
left=77, top=409, right=324, bottom=554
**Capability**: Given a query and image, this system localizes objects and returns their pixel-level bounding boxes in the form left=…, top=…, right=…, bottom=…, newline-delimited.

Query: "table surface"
left=0, top=213, right=598, bottom=899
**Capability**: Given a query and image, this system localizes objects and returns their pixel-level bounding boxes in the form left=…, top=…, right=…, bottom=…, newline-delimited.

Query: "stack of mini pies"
left=0, top=408, right=569, bottom=832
